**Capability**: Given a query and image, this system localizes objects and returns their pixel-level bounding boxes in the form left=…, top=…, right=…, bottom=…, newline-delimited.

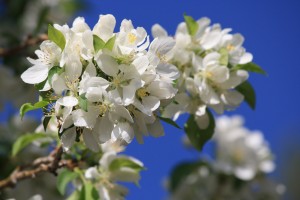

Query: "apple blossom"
left=21, top=14, right=178, bottom=152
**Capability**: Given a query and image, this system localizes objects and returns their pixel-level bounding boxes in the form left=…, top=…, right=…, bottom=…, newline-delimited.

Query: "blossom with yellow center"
left=136, top=87, right=149, bottom=98
left=128, top=33, right=137, bottom=44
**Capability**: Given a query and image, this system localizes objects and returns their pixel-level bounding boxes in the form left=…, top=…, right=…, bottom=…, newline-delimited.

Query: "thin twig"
left=0, top=145, right=77, bottom=190
left=0, top=34, right=48, bottom=57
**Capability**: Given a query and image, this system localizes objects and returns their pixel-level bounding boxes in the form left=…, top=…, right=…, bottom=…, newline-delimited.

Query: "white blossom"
left=84, top=144, right=144, bottom=200
left=154, top=17, right=252, bottom=129
left=214, top=115, right=275, bottom=180
left=21, top=14, right=179, bottom=151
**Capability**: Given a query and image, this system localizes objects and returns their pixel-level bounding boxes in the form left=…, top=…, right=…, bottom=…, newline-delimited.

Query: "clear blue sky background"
left=74, top=0, right=300, bottom=199
left=1, top=0, right=300, bottom=199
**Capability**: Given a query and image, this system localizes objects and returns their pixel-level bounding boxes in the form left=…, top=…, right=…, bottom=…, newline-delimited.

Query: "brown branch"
left=0, top=34, right=48, bottom=57
left=0, top=145, right=78, bottom=190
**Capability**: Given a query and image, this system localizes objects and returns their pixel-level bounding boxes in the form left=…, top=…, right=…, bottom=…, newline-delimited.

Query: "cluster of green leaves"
left=93, top=34, right=116, bottom=53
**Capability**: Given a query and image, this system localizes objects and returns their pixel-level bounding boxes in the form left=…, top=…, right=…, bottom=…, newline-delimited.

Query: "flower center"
left=99, top=104, right=108, bottom=116
left=226, top=44, right=235, bottom=51
left=128, top=33, right=137, bottom=44
left=136, top=88, right=149, bottom=98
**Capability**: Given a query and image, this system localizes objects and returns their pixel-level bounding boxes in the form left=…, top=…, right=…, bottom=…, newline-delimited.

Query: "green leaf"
left=219, top=48, right=229, bottom=66
left=12, top=133, right=48, bottom=156
left=169, top=161, right=208, bottom=192
left=109, top=157, right=144, bottom=172
left=79, top=182, right=99, bottom=200
left=93, top=35, right=106, bottom=53
left=43, top=116, right=52, bottom=131
left=67, top=190, right=81, bottom=200
left=232, top=62, right=267, bottom=75
left=104, top=35, right=116, bottom=51
left=79, top=94, right=88, bottom=112
left=48, top=24, right=66, bottom=50
left=184, top=110, right=215, bottom=151
left=183, top=14, right=199, bottom=37
left=20, top=101, right=49, bottom=119
left=57, top=169, right=79, bottom=195
left=236, top=81, right=256, bottom=110
left=34, top=79, right=47, bottom=90
left=158, top=116, right=181, bottom=129
left=48, top=66, right=63, bottom=84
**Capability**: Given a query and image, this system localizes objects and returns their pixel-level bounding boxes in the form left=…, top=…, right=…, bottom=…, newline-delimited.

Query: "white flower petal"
left=52, top=74, right=67, bottom=94
left=112, top=123, right=134, bottom=144
left=94, top=114, right=114, bottom=143
left=57, top=96, right=78, bottom=107
left=132, top=56, right=149, bottom=75
left=147, top=118, right=164, bottom=137
left=82, top=129, right=100, bottom=152
left=21, top=65, right=48, bottom=84
left=61, top=127, right=76, bottom=152
left=112, top=105, right=133, bottom=123
left=96, top=54, right=119, bottom=76
left=143, top=96, right=160, bottom=112
left=151, top=24, right=168, bottom=38
left=85, top=167, right=99, bottom=179
left=65, top=56, right=82, bottom=82
left=93, top=14, right=116, bottom=42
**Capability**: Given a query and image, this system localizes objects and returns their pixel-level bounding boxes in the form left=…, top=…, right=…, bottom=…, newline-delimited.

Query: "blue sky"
left=1, top=0, right=300, bottom=199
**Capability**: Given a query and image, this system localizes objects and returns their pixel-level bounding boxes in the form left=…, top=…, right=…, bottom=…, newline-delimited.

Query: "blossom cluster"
left=156, top=16, right=252, bottom=129
left=169, top=115, right=282, bottom=200
left=169, top=164, right=284, bottom=200
left=214, top=115, right=274, bottom=180
left=84, top=142, right=144, bottom=200
left=21, top=14, right=178, bottom=151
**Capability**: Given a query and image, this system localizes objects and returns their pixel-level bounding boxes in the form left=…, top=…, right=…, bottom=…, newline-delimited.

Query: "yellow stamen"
left=227, top=44, right=235, bottom=51
left=128, top=33, right=137, bottom=44
left=136, top=88, right=149, bottom=98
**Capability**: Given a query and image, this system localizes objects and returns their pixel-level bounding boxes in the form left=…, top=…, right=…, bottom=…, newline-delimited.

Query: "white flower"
left=152, top=18, right=253, bottom=129
left=21, top=41, right=61, bottom=84
left=116, top=19, right=149, bottom=55
left=21, top=14, right=179, bottom=151
left=192, top=52, right=229, bottom=105
left=214, top=115, right=275, bottom=180
left=84, top=151, right=144, bottom=200
left=93, top=14, right=116, bottom=42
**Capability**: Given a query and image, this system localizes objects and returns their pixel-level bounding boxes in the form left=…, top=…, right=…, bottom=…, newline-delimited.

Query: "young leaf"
left=232, top=62, right=267, bottom=75
left=48, top=66, right=63, bottom=84
left=109, top=157, right=144, bottom=172
left=20, top=101, right=49, bottom=119
left=158, top=116, right=181, bottom=129
left=34, top=79, right=47, bottom=90
left=48, top=24, right=66, bottom=50
left=43, top=116, right=52, bottom=131
left=236, top=81, right=256, bottom=110
left=79, top=94, right=88, bottom=112
left=183, top=14, right=199, bottom=37
left=12, top=133, right=48, bottom=156
left=67, top=191, right=81, bottom=200
left=57, top=169, right=79, bottom=195
left=169, top=161, right=208, bottom=192
left=219, top=48, right=229, bottom=66
left=104, top=35, right=116, bottom=51
left=79, top=182, right=99, bottom=200
left=93, top=35, right=105, bottom=53
left=184, top=110, right=215, bottom=151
